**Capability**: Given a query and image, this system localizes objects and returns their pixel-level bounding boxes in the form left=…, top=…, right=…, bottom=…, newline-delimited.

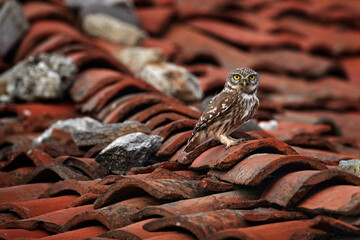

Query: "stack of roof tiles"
left=1, top=0, right=360, bottom=239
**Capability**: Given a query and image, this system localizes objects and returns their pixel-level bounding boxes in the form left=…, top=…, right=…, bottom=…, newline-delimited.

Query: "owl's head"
left=225, top=67, right=259, bottom=94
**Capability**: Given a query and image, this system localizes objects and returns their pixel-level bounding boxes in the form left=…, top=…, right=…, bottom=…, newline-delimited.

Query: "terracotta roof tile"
left=298, top=185, right=360, bottom=216
left=190, top=138, right=298, bottom=170
left=62, top=196, right=159, bottom=231
left=94, top=178, right=210, bottom=209
left=0, top=195, right=78, bottom=219
left=263, top=169, right=360, bottom=208
left=1, top=0, right=360, bottom=238
left=0, top=229, right=50, bottom=239
left=206, top=219, right=326, bottom=240
left=209, top=154, right=327, bottom=186
left=1, top=204, right=93, bottom=233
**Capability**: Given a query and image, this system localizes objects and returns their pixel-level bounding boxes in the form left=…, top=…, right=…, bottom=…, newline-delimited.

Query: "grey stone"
left=35, top=117, right=103, bottom=144
left=0, top=0, right=29, bottom=58
left=82, top=13, right=147, bottom=46
left=80, top=4, right=140, bottom=27
left=6, top=54, right=78, bottom=102
left=114, top=47, right=165, bottom=73
left=72, top=121, right=151, bottom=148
left=65, top=0, right=133, bottom=8
left=139, top=62, right=203, bottom=102
left=95, top=132, right=163, bottom=174
left=339, top=159, right=360, bottom=177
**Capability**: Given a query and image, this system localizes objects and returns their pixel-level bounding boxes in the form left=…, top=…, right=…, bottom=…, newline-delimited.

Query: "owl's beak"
left=243, top=81, right=247, bottom=88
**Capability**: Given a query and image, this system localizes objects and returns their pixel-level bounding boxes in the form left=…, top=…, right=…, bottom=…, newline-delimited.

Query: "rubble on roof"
left=0, top=0, right=360, bottom=239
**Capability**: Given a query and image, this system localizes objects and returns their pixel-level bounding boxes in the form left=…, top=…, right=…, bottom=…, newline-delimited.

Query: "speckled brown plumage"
left=184, top=67, right=259, bottom=152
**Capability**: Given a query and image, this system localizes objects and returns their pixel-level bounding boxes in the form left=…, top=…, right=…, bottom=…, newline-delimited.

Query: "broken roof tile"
left=209, top=154, right=327, bottom=186
left=263, top=168, right=360, bottom=208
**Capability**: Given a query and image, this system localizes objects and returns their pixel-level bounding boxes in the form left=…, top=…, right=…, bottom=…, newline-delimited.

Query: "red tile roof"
left=0, top=0, right=360, bottom=239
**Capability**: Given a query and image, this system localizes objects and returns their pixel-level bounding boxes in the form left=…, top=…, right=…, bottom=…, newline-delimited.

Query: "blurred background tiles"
left=0, top=0, right=360, bottom=239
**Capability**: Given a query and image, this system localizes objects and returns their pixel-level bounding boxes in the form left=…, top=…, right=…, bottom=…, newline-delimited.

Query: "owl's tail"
left=183, top=131, right=206, bottom=153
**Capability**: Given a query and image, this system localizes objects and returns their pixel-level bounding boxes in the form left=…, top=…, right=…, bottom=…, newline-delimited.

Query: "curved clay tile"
left=263, top=168, right=360, bottom=207
left=298, top=185, right=360, bottom=216
left=208, top=154, right=327, bottom=186
left=0, top=183, right=51, bottom=203
left=23, top=1, right=76, bottom=24
left=206, top=219, right=325, bottom=240
left=152, top=119, right=197, bottom=141
left=71, top=68, right=124, bottom=103
left=156, top=131, right=192, bottom=158
left=142, top=209, right=250, bottom=239
left=129, top=103, right=201, bottom=123
left=21, top=164, right=91, bottom=184
left=93, top=178, right=210, bottom=209
left=0, top=195, right=78, bottom=219
left=0, top=148, right=53, bottom=171
left=40, top=179, right=101, bottom=198
left=98, top=218, right=163, bottom=239
left=15, top=20, right=85, bottom=61
left=131, top=190, right=260, bottom=221
left=146, top=112, right=191, bottom=130
left=80, top=79, right=158, bottom=114
left=190, top=138, right=299, bottom=170
left=98, top=92, right=173, bottom=123
left=24, top=34, right=90, bottom=61
left=1, top=204, right=93, bottom=233
left=0, top=229, right=49, bottom=239
left=66, top=47, right=132, bottom=74
left=62, top=196, right=159, bottom=231
left=57, top=156, right=108, bottom=179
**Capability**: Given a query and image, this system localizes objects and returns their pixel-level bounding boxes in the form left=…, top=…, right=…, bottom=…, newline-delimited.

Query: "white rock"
left=35, top=117, right=103, bottom=144
left=139, top=62, right=203, bottom=102
left=259, top=120, right=278, bottom=130
left=82, top=13, right=147, bottom=46
left=6, top=54, right=77, bottom=101
left=114, top=47, right=165, bottom=73
left=339, top=159, right=360, bottom=177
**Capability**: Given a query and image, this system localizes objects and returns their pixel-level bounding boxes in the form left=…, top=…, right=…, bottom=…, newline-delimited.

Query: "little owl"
left=184, top=67, right=259, bottom=153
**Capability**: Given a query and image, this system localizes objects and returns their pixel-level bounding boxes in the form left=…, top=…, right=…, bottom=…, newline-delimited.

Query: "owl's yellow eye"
left=233, top=74, right=240, bottom=80
left=248, top=75, right=255, bottom=81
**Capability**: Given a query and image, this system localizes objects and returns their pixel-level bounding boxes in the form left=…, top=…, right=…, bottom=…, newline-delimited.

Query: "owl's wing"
left=192, top=91, right=237, bottom=135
